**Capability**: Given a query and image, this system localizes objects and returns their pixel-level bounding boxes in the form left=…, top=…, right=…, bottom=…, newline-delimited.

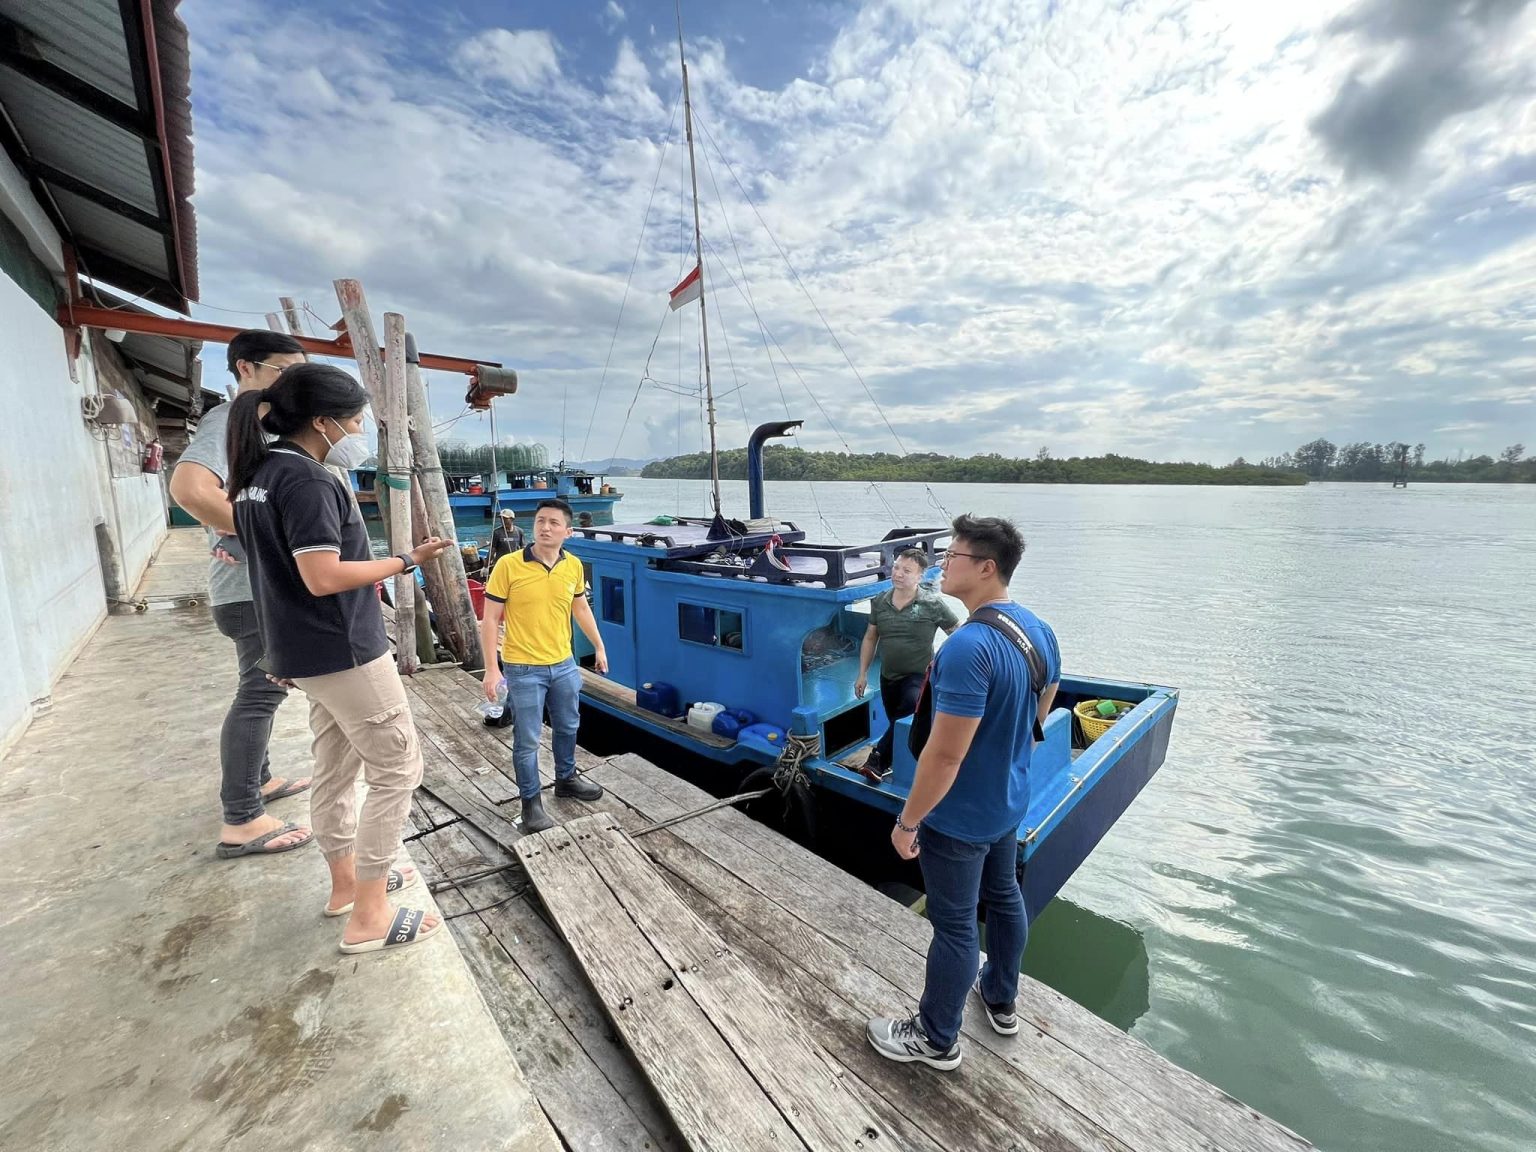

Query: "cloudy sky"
left=180, top=0, right=1536, bottom=464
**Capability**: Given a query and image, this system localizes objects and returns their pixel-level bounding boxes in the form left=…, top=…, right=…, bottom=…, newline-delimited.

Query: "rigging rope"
left=577, top=86, right=684, bottom=464
left=695, top=113, right=952, bottom=523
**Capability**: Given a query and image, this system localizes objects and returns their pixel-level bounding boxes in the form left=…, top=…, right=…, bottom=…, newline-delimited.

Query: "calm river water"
left=598, top=476, right=1535, bottom=1152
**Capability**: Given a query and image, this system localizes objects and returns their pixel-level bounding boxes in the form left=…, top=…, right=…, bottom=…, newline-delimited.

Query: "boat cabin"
left=565, top=517, right=950, bottom=761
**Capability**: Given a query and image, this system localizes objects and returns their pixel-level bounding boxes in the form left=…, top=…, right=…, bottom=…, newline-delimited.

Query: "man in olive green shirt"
left=855, top=548, right=960, bottom=777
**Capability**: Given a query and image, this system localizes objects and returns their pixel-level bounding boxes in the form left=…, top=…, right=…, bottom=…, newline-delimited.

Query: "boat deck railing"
left=574, top=522, right=950, bottom=588
left=666, top=526, right=950, bottom=588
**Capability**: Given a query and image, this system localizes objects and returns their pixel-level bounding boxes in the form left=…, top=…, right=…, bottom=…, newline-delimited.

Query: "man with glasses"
left=170, top=331, right=313, bottom=858
left=867, top=513, right=1060, bottom=1070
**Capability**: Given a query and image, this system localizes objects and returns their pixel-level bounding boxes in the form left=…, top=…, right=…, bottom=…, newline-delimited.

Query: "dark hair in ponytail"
left=225, top=363, right=370, bottom=500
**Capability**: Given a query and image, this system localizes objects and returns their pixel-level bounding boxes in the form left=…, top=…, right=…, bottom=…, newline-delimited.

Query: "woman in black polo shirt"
left=226, top=364, right=452, bottom=955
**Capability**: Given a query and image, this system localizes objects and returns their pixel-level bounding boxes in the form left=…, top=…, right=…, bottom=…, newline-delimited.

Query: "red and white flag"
left=668, top=262, right=702, bottom=311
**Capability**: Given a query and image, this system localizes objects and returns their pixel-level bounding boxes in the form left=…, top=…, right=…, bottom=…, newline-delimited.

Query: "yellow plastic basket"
left=1074, top=699, right=1133, bottom=744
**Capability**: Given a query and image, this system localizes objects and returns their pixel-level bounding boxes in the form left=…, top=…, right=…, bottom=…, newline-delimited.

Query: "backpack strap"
left=967, top=606, right=1048, bottom=742
left=968, top=607, right=1048, bottom=696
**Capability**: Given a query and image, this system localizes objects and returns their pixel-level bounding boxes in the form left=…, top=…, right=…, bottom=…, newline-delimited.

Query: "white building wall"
left=0, top=158, right=168, bottom=751
left=0, top=270, right=115, bottom=748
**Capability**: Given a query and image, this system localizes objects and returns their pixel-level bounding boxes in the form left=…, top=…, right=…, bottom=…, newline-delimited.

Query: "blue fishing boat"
left=559, top=17, right=1177, bottom=919
left=564, top=425, right=1178, bottom=919
left=352, top=462, right=622, bottom=533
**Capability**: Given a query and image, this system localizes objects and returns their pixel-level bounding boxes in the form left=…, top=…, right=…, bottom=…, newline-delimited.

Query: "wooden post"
left=335, top=281, right=416, bottom=674
left=265, top=312, right=284, bottom=332
left=278, top=296, right=304, bottom=337
left=188, top=359, right=203, bottom=419
left=404, top=332, right=485, bottom=672
left=381, top=312, right=419, bottom=675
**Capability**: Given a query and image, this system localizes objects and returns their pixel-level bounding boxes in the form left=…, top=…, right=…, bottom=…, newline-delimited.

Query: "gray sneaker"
left=972, top=971, right=1019, bottom=1035
left=866, top=1015, right=961, bottom=1070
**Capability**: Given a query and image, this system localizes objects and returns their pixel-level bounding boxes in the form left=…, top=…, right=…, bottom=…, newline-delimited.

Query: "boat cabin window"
left=600, top=577, right=626, bottom=625
left=677, top=603, right=745, bottom=652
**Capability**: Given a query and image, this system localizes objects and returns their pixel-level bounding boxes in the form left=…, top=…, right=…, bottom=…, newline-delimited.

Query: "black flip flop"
left=215, top=822, right=313, bottom=859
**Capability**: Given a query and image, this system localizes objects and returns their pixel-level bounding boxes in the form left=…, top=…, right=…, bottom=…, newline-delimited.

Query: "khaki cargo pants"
left=292, top=653, right=423, bottom=882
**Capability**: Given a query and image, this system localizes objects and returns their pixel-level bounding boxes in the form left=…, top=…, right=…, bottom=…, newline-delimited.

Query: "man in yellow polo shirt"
left=479, top=499, right=609, bottom=832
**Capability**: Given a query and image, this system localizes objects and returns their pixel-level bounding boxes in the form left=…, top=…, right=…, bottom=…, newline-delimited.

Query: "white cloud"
left=178, top=0, right=1536, bottom=466
left=604, top=38, right=665, bottom=121
left=602, top=1, right=626, bottom=31
left=454, top=28, right=560, bottom=92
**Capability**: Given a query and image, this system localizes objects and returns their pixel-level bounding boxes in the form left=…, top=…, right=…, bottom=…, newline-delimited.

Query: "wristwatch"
left=397, top=553, right=418, bottom=574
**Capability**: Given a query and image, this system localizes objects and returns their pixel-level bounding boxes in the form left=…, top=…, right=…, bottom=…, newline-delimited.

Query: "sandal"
left=215, top=822, right=313, bottom=859
left=324, top=867, right=418, bottom=917
left=338, top=906, right=442, bottom=955
left=262, top=777, right=312, bottom=802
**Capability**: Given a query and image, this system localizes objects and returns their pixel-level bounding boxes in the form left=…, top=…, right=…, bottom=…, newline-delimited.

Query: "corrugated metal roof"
left=98, top=288, right=209, bottom=417
left=0, top=72, right=159, bottom=210
left=0, top=0, right=136, bottom=104
left=0, top=0, right=198, bottom=309
left=50, top=187, right=169, bottom=277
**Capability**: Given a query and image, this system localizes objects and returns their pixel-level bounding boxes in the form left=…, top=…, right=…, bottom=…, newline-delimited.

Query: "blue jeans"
left=505, top=658, right=582, bottom=800
left=918, top=825, right=1028, bottom=1050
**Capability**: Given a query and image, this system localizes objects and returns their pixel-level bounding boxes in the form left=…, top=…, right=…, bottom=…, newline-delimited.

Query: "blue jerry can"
left=637, top=682, right=683, bottom=718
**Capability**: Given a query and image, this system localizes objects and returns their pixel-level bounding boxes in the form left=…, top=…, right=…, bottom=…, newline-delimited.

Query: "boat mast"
left=488, top=399, right=500, bottom=518
left=676, top=0, right=722, bottom=516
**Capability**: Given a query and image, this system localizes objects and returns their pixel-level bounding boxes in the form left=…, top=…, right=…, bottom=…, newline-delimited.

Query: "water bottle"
left=479, top=676, right=508, bottom=720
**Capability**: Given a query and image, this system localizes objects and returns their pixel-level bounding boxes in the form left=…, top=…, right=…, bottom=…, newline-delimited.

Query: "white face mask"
left=322, top=418, right=371, bottom=470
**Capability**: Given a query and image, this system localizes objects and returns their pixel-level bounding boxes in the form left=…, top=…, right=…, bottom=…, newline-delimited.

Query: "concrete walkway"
left=0, top=529, right=557, bottom=1152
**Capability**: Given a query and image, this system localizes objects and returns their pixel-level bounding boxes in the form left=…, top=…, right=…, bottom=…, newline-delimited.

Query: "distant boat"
left=352, top=462, right=622, bottom=532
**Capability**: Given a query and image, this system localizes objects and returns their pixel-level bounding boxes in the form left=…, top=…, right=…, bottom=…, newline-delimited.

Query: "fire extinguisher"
left=142, top=440, right=164, bottom=474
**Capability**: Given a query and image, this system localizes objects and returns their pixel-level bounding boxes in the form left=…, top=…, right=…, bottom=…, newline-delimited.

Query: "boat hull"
left=577, top=674, right=1178, bottom=921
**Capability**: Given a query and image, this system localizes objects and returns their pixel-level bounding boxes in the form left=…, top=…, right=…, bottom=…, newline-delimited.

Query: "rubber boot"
left=520, top=794, right=556, bottom=834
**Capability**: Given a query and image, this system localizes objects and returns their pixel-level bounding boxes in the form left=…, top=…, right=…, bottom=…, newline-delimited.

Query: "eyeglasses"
left=253, top=361, right=288, bottom=372
left=940, top=550, right=989, bottom=565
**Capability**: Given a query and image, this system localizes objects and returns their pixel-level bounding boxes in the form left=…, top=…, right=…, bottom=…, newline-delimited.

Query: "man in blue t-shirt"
left=867, top=513, right=1060, bottom=1071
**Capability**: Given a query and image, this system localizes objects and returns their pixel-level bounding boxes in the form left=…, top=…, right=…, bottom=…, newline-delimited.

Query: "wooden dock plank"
left=408, top=675, right=518, bottom=804
left=648, top=826, right=1226, bottom=1152
left=458, top=901, right=687, bottom=1152
left=570, top=813, right=892, bottom=1152
left=410, top=786, right=459, bottom=832
left=416, top=737, right=527, bottom=848
left=570, top=778, right=1139, bottom=1152
left=515, top=823, right=807, bottom=1151
left=400, top=669, right=1310, bottom=1152
left=590, top=752, right=1310, bottom=1152
left=476, top=897, right=689, bottom=1152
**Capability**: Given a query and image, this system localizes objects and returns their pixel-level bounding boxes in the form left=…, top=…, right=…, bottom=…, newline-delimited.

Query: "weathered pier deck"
left=0, top=531, right=556, bottom=1152
left=407, top=666, right=1312, bottom=1152
left=1, top=530, right=1310, bottom=1151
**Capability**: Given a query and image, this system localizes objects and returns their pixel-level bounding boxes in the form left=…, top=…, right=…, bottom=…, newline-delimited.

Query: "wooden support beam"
left=264, top=312, right=283, bottom=332
left=405, top=332, right=485, bottom=672
left=278, top=296, right=304, bottom=337
left=378, top=306, right=418, bottom=674
left=333, top=282, right=414, bottom=673
left=57, top=301, right=499, bottom=376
